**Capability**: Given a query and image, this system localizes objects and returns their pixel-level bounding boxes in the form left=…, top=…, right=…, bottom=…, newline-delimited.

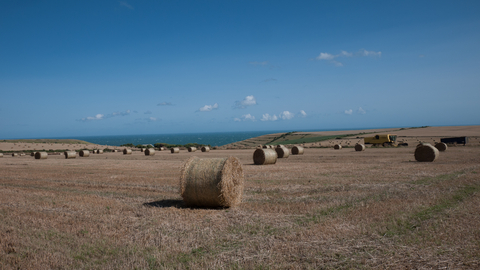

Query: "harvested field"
left=1, top=145, right=480, bottom=269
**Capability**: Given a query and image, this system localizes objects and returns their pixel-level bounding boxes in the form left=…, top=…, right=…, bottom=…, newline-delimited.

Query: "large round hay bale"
left=334, top=144, right=342, bottom=150
left=79, top=150, right=90, bottom=157
left=92, top=149, right=97, bottom=154
left=171, top=147, right=180, bottom=153
left=291, top=146, right=304, bottom=155
left=355, top=144, right=365, bottom=151
left=64, top=151, right=76, bottom=159
left=12, top=153, right=18, bottom=157
left=123, top=149, right=132, bottom=155
left=414, top=144, right=439, bottom=162
left=140, top=148, right=145, bottom=152
left=262, top=145, right=268, bottom=149
left=145, top=148, right=155, bottom=156
left=188, top=147, right=197, bottom=152
left=0, top=153, right=3, bottom=158
left=30, top=152, right=35, bottom=156
left=35, top=152, right=48, bottom=159
left=253, top=148, right=277, bottom=165
left=97, top=149, right=103, bottom=154
left=180, top=156, right=244, bottom=208
left=276, top=144, right=284, bottom=148
left=201, top=146, right=210, bottom=152
left=275, top=146, right=290, bottom=158
left=434, top=142, right=448, bottom=152
left=112, top=149, right=118, bottom=153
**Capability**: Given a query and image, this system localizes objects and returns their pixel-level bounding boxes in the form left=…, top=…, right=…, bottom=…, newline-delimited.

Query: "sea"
left=62, top=130, right=290, bottom=147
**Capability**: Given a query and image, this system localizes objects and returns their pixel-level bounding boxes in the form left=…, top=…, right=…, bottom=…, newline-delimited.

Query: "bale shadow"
left=143, top=199, right=185, bottom=208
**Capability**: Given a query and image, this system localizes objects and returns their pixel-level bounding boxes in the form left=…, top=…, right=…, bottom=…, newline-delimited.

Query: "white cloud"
left=316, top=49, right=382, bottom=66
left=147, top=117, right=158, bottom=122
left=357, top=107, right=366, bottom=114
left=82, top=114, right=104, bottom=121
left=119, top=1, right=134, bottom=9
left=280, top=111, right=294, bottom=120
left=316, top=53, right=335, bottom=60
left=80, top=110, right=131, bottom=122
left=362, top=50, right=382, bottom=57
left=198, top=103, right=219, bottom=112
left=299, top=110, right=307, bottom=117
left=261, top=113, right=278, bottom=121
left=157, top=102, right=173, bottom=106
left=345, top=109, right=353, bottom=115
left=249, top=61, right=269, bottom=66
left=234, top=95, right=257, bottom=109
left=235, top=114, right=256, bottom=121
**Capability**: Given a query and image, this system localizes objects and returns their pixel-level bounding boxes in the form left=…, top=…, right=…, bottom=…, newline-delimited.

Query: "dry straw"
left=414, top=143, right=439, bottom=162
left=201, top=146, right=210, bottom=152
left=97, top=149, right=103, bottom=154
left=275, top=146, right=290, bottom=158
left=291, top=146, right=304, bottom=155
left=140, top=148, right=145, bottom=152
left=64, top=151, right=77, bottom=159
left=171, top=147, right=180, bottom=153
left=262, top=145, right=268, bottom=149
left=253, top=148, right=277, bottom=165
left=12, top=153, right=18, bottom=157
left=112, top=149, right=118, bottom=153
left=180, top=156, right=244, bottom=208
left=79, top=150, right=90, bottom=157
left=334, top=144, right=342, bottom=150
left=0, top=153, right=3, bottom=158
left=145, top=148, right=155, bottom=156
left=435, top=142, right=448, bottom=152
left=188, top=147, right=197, bottom=152
left=35, top=152, right=48, bottom=160
left=355, top=144, right=366, bottom=151
left=123, top=149, right=132, bottom=155
left=30, top=152, right=35, bottom=156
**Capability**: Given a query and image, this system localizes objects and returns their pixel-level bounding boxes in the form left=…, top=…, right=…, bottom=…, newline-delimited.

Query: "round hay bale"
left=35, top=152, right=48, bottom=160
left=434, top=142, right=448, bottom=152
left=92, top=149, right=97, bottom=154
left=112, top=149, right=118, bottom=153
left=0, top=153, right=3, bottom=158
left=253, top=148, right=277, bottom=165
left=414, top=144, right=439, bottom=162
left=64, top=151, right=76, bottom=159
left=79, top=150, right=90, bottom=157
left=97, top=149, right=103, bottom=154
left=188, top=147, right=197, bottom=152
left=334, top=144, right=342, bottom=150
left=355, top=144, right=365, bottom=151
left=30, top=152, right=35, bottom=156
left=145, top=148, right=155, bottom=156
left=291, top=146, right=304, bottom=155
left=275, top=146, right=290, bottom=158
left=20, top=153, right=25, bottom=156
left=171, top=147, right=180, bottom=153
left=262, top=145, right=269, bottom=149
left=180, top=156, right=244, bottom=208
left=201, top=146, right=210, bottom=152
left=12, top=153, right=18, bottom=157
left=276, top=144, right=284, bottom=148
left=123, top=149, right=132, bottom=155
left=140, top=148, right=145, bottom=152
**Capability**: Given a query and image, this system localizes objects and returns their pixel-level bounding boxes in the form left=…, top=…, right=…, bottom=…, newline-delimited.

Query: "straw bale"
left=414, top=143, right=439, bottom=162
left=30, top=152, right=35, bottom=156
left=0, top=153, right=3, bottom=158
left=334, top=144, right=342, bottom=150
left=275, top=146, right=290, bottom=158
left=145, top=148, right=155, bottom=156
left=79, top=150, right=90, bottom=157
left=291, top=146, right=304, bottom=155
left=35, top=152, right=48, bottom=160
left=355, top=144, right=365, bottom=151
left=180, top=156, right=244, bottom=208
left=201, top=146, right=210, bottom=152
left=123, top=149, right=132, bottom=155
left=276, top=144, right=284, bottom=148
left=112, top=149, right=118, bottom=153
left=140, top=148, right=145, bottom=152
left=97, top=149, right=103, bottom=154
left=171, top=147, right=180, bottom=153
left=262, top=145, right=268, bottom=149
left=12, top=153, right=18, bottom=157
left=253, top=148, right=277, bottom=165
left=64, top=151, right=76, bottom=159
left=188, top=147, right=197, bottom=152
left=434, top=142, right=448, bottom=152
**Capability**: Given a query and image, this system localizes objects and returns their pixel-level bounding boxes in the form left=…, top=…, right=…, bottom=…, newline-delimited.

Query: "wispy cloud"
left=299, top=110, right=307, bottom=117
left=249, top=61, right=268, bottom=66
left=357, top=107, right=366, bottom=114
left=198, top=103, right=219, bottom=112
left=119, top=1, right=134, bottom=9
left=80, top=110, right=131, bottom=122
left=261, top=113, right=278, bottom=121
left=234, top=114, right=256, bottom=122
left=344, top=109, right=353, bottom=115
left=345, top=107, right=367, bottom=115
left=157, top=102, right=173, bottom=106
left=280, top=111, right=294, bottom=120
left=316, top=49, right=381, bottom=66
left=234, top=95, right=257, bottom=109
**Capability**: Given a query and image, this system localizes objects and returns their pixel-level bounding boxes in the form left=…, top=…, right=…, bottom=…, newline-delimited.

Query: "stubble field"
left=1, top=146, right=479, bottom=269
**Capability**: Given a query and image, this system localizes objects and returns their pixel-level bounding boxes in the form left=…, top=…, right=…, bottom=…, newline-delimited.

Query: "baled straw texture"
left=64, top=151, right=76, bottom=159
left=92, top=150, right=97, bottom=154
left=180, top=156, right=244, bottom=208
left=253, top=148, right=277, bottom=165
left=291, top=146, right=304, bottom=155
left=0, top=153, right=3, bottom=158
left=123, top=149, right=132, bottom=155
left=201, top=146, right=210, bottom=152
left=140, top=148, right=145, bottom=152
left=276, top=144, right=284, bottom=148
left=79, top=150, right=90, bottom=157
left=355, top=144, right=366, bottom=151
left=97, top=149, right=103, bottom=154
left=30, top=152, right=35, bottom=156
left=171, top=147, right=180, bottom=153
left=275, top=146, right=290, bottom=158
left=112, top=149, right=118, bottom=152
left=12, top=153, right=18, bottom=157
left=35, top=152, right=48, bottom=160
left=262, top=145, right=268, bottom=149
left=188, top=147, right=197, bottom=152
left=414, top=143, right=439, bottom=162
left=334, top=144, right=342, bottom=150
left=145, top=149, right=155, bottom=156
left=435, top=142, right=448, bottom=152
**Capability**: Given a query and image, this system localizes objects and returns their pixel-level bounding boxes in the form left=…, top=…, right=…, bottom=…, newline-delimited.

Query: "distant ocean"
left=64, top=130, right=290, bottom=147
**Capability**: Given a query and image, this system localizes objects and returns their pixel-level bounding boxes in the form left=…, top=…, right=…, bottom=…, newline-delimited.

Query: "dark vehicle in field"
left=440, top=136, right=468, bottom=145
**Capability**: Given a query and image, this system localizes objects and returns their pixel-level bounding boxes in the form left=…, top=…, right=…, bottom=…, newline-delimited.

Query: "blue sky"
left=1, top=0, right=479, bottom=139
